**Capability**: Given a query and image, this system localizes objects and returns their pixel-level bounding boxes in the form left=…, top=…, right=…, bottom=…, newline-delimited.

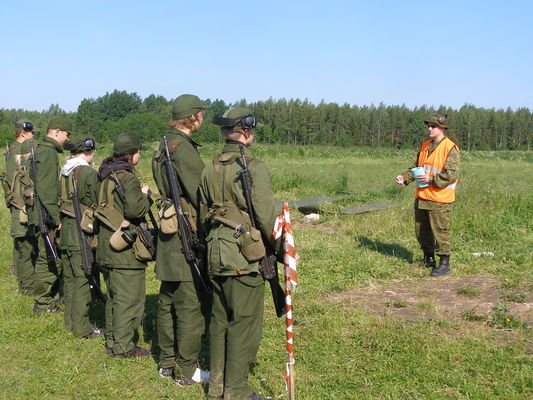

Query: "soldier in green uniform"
left=28, top=116, right=72, bottom=313
left=96, top=132, right=152, bottom=358
left=1, top=120, right=37, bottom=294
left=60, top=135, right=104, bottom=338
left=396, top=114, right=460, bottom=277
left=199, top=107, right=282, bottom=400
left=151, top=94, right=210, bottom=385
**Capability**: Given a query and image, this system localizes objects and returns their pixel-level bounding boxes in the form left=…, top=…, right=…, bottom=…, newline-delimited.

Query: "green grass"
left=0, top=144, right=532, bottom=399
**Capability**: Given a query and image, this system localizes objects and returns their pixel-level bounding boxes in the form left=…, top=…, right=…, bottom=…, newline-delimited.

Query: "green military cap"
left=212, top=106, right=259, bottom=129
left=424, top=114, right=448, bottom=129
left=113, top=131, right=147, bottom=155
left=171, top=94, right=209, bottom=120
left=64, top=134, right=102, bottom=153
left=15, top=119, right=34, bottom=132
left=48, top=116, right=73, bottom=132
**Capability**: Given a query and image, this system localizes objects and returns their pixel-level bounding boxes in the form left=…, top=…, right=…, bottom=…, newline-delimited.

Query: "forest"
left=1, top=90, right=532, bottom=150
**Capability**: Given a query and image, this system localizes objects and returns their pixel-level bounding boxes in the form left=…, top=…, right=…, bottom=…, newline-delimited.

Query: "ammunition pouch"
left=157, top=198, right=197, bottom=235
left=133, top=226, right=155, bottom=261
left=18, top=207, right=28, bottom=225
left=158, top=201, right=178, bottom=234
left=59, top=198, right=76, bottom=218
left=80, top=206, right=96, bottom=234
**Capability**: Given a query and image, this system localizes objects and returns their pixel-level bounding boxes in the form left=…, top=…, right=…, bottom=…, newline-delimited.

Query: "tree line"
left=1, top=90, right=532, bottom=150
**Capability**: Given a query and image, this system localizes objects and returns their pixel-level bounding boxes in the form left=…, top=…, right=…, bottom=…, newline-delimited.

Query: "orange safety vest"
left=416, top=137, right=459, bottom=204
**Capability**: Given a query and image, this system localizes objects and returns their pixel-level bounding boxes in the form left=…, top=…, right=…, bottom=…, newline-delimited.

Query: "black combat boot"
left=430, top=255, right=450, bottom=277
left=423, top=252, right=436, bottom=268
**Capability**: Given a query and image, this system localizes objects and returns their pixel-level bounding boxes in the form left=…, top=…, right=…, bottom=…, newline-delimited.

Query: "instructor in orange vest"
left=395, top=114, right=460, bottom=277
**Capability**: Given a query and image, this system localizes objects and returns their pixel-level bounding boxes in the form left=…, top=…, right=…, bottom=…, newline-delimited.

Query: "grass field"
left=0, top=143, right=532, bottom=399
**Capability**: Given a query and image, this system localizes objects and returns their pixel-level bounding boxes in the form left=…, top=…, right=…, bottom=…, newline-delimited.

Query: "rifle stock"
left=238, top=145, right=285, bottom=318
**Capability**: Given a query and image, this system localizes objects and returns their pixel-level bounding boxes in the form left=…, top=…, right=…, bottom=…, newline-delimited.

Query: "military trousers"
left=33, top=230, right=61, bottom=308
left=62, top=249, right=93, bottom=337
left=103, top=267, right=145, bottom=355
left=415, top=207, right=452, bottom=256
left=208, top=273, right=265, bottom=400
left=14, top=236, right=37, bottom=295
left=157, top=280, right=206, bottom=378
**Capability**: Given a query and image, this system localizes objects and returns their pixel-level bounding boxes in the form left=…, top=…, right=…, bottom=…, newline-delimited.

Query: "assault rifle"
left=162, top=136, right=211, bottom=296
left=71, top=177, right=106, bottom=303
left=29, top=140, right=58, bottom=261
left=238, top=145, right=285, bottom=318
left=110, top=171, right=157, bottom=259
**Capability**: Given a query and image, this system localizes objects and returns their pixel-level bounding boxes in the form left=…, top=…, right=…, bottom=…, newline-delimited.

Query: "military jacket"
left=96, top=168, right=150, bottom=269
left=60, top=164, right=98, bottom=250
left=199, top=142, right=280, bottom=277
left=152, top=129, right=204, bottom=281
left=27, top=137, right=63, bottom=226
left=401, top=137, right=461, bottom=211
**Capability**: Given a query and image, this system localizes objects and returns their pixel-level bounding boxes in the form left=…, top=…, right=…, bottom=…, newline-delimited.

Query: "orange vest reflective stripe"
left=416, top=137, right=459, bottom=204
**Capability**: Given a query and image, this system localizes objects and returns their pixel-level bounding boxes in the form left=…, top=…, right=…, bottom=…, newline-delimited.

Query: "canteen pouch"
left=133, top=234, right=153, bottom=261
left=158, top=202, right=178, bottom=234
left=109, top=221, right=135, bottom=251
left=237, top=226, right=265, bottom=262
left=80, top=206, right=96, bottom=234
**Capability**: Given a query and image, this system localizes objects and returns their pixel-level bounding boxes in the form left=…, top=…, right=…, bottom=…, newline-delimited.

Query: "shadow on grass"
left=358, top=236, right=413, bottom=263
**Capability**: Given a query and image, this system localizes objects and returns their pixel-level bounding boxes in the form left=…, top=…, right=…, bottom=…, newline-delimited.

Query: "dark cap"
left=113, top=132, right=147, bottom=155
left=212, top=107, right=259, bottom=129
left=48, top=116, right=73, bottom=132
left=171, top=94, right=209, bottom=120
left=64, top=134, right=102, bottom=153
left=15, top=119, right=34, bottom=132
left=424, top=114, right=448, bottom=129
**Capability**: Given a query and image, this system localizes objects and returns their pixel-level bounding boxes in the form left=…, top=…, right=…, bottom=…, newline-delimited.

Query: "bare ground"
left=329, top=274, right=533, bottom=325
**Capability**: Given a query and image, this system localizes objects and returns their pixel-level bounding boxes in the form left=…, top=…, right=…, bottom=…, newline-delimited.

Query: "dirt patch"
left=330, top=274, right=533, bottom=325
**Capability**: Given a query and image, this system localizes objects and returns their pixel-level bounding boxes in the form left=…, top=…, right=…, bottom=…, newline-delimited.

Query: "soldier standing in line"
left=59, top=134, right=104, bottom=338
left=199, top=107, right=283, bottom=400
left=28, top=116, right=72, bottom=313
left=152, top=94, right=210, bottom=385
left=1, top=120, right=37, bottom=294
left=395, top=114, right=460, bottom=277
left=96, top=132, right=152, bottom=358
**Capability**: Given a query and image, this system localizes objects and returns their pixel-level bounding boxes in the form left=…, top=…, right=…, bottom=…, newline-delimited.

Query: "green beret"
left=424, top=114, right=448, bottom=129
left=48, top=116, right=73, bottom=132
left=171, top=94, right=209, bottom=120
left=113, top=132, right=147, bottom=155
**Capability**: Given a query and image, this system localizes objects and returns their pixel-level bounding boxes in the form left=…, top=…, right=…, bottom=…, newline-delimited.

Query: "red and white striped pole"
left=273, top=202, right=298, bottom=400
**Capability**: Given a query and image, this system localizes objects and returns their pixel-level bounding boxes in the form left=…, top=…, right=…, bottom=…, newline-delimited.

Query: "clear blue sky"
left=1, top=0, right=532, bottom=112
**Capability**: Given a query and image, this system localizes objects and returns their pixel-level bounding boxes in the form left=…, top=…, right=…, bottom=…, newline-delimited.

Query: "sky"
left=1, top=0, right=532, bottom=112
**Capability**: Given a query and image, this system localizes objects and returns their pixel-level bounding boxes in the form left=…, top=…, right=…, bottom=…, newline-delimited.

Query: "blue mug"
left=411, top=167, right=429, bottom=188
